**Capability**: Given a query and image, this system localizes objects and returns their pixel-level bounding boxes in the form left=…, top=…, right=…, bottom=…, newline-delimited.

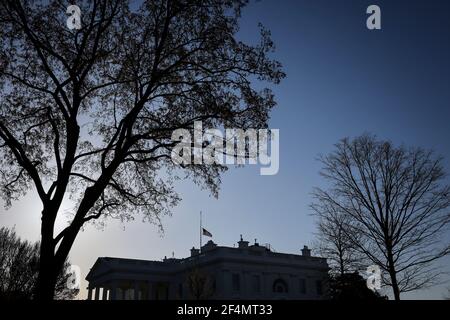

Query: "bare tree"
left=0, top=0, right=284, bottom=300
left=0, top=227, right=78, bottom=300
left=312, top=134, right=450, bottom=300
left=185, top=268, right=214, bottom=300
left=312, top=202, right=365, bottom=276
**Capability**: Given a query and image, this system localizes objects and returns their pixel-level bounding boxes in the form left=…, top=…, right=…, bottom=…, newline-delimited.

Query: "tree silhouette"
left=312, top=205, right=366, bottom=276
left=0, top=0, right=284, bottom=300
left=313, top=134, right=450, bottom=300
left=186, top=268, right=214, bottom=300
left=328, top=272, right=387, bottom=301
left=0, top=227, right=78, bottom=300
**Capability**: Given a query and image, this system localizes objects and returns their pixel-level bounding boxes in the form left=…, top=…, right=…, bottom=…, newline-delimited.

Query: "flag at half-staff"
left=202, top=228, right=212, bottom=237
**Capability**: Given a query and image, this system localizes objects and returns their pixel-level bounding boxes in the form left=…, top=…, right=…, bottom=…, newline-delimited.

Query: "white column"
left=110, top=282, right=117, bottom=300
left=102, top=287, right=108, bottom=300
left=94, top=286, right=100, bottom=300
left=87, top=286, right=93, bottom=300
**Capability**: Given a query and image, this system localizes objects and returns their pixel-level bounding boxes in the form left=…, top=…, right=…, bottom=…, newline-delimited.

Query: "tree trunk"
left=35, top=208, right=58, bottom=301
left=389, top=269, right=401, bottom=301
left=35, top=239, right=57, bottom=300
left=35, top=231, right=77, bottom=301
left=387, top=251, right=401, bottom=301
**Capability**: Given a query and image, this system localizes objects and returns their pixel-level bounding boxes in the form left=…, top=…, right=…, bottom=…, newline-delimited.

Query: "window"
left=316, top=280, right=323, bottom=295
left=272, top=279, right=288, bottom=293
left=252, top=275, right=261, bottom=293
left=232, top=273, right=240, bottom=292
left=299, top=278, right=306, bottom=294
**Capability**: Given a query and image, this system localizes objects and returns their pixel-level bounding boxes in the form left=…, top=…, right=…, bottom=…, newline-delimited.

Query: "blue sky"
left=1, top=0, right=450, bottom=299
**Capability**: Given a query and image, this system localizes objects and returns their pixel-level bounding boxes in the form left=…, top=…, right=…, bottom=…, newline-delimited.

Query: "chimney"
left=190, top=247, right=199, bottom=257
left=301, top=245, right=311, bottom=257
left=238, top=234, right=249, bottom=249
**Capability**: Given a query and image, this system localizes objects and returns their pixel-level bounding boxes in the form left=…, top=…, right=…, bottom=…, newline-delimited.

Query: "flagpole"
left=200, top=211, right=202, bottom=253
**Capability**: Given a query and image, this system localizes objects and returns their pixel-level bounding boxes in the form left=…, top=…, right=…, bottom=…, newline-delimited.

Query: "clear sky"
left=1, top=0, right=450, bottom=300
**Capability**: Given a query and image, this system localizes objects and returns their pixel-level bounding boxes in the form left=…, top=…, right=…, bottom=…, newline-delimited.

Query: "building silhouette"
left=85, top=236, right=329, bottom=300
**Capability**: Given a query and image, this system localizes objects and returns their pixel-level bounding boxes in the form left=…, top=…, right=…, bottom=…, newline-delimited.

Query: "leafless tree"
left=0, top=0, right=284, bottom=300
left=185, top=268, right=214, bottom=300
left=312, top=202, right=366, bottom=276
left=312, top=134, right=450, bottom=300
left=0, top=227, right=78, bottom=300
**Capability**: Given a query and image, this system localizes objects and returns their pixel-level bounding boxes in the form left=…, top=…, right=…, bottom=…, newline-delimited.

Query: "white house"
left=85, top=236, right=329, bottom=300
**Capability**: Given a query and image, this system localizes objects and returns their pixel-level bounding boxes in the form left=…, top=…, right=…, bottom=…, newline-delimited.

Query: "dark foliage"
left=0, top=227, right=79, bottom=300
left=328, top=272, right=387, bottom=301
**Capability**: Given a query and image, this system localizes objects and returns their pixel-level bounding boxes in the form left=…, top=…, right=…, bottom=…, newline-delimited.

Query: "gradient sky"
left=1, top=0, right=450, bottom=300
